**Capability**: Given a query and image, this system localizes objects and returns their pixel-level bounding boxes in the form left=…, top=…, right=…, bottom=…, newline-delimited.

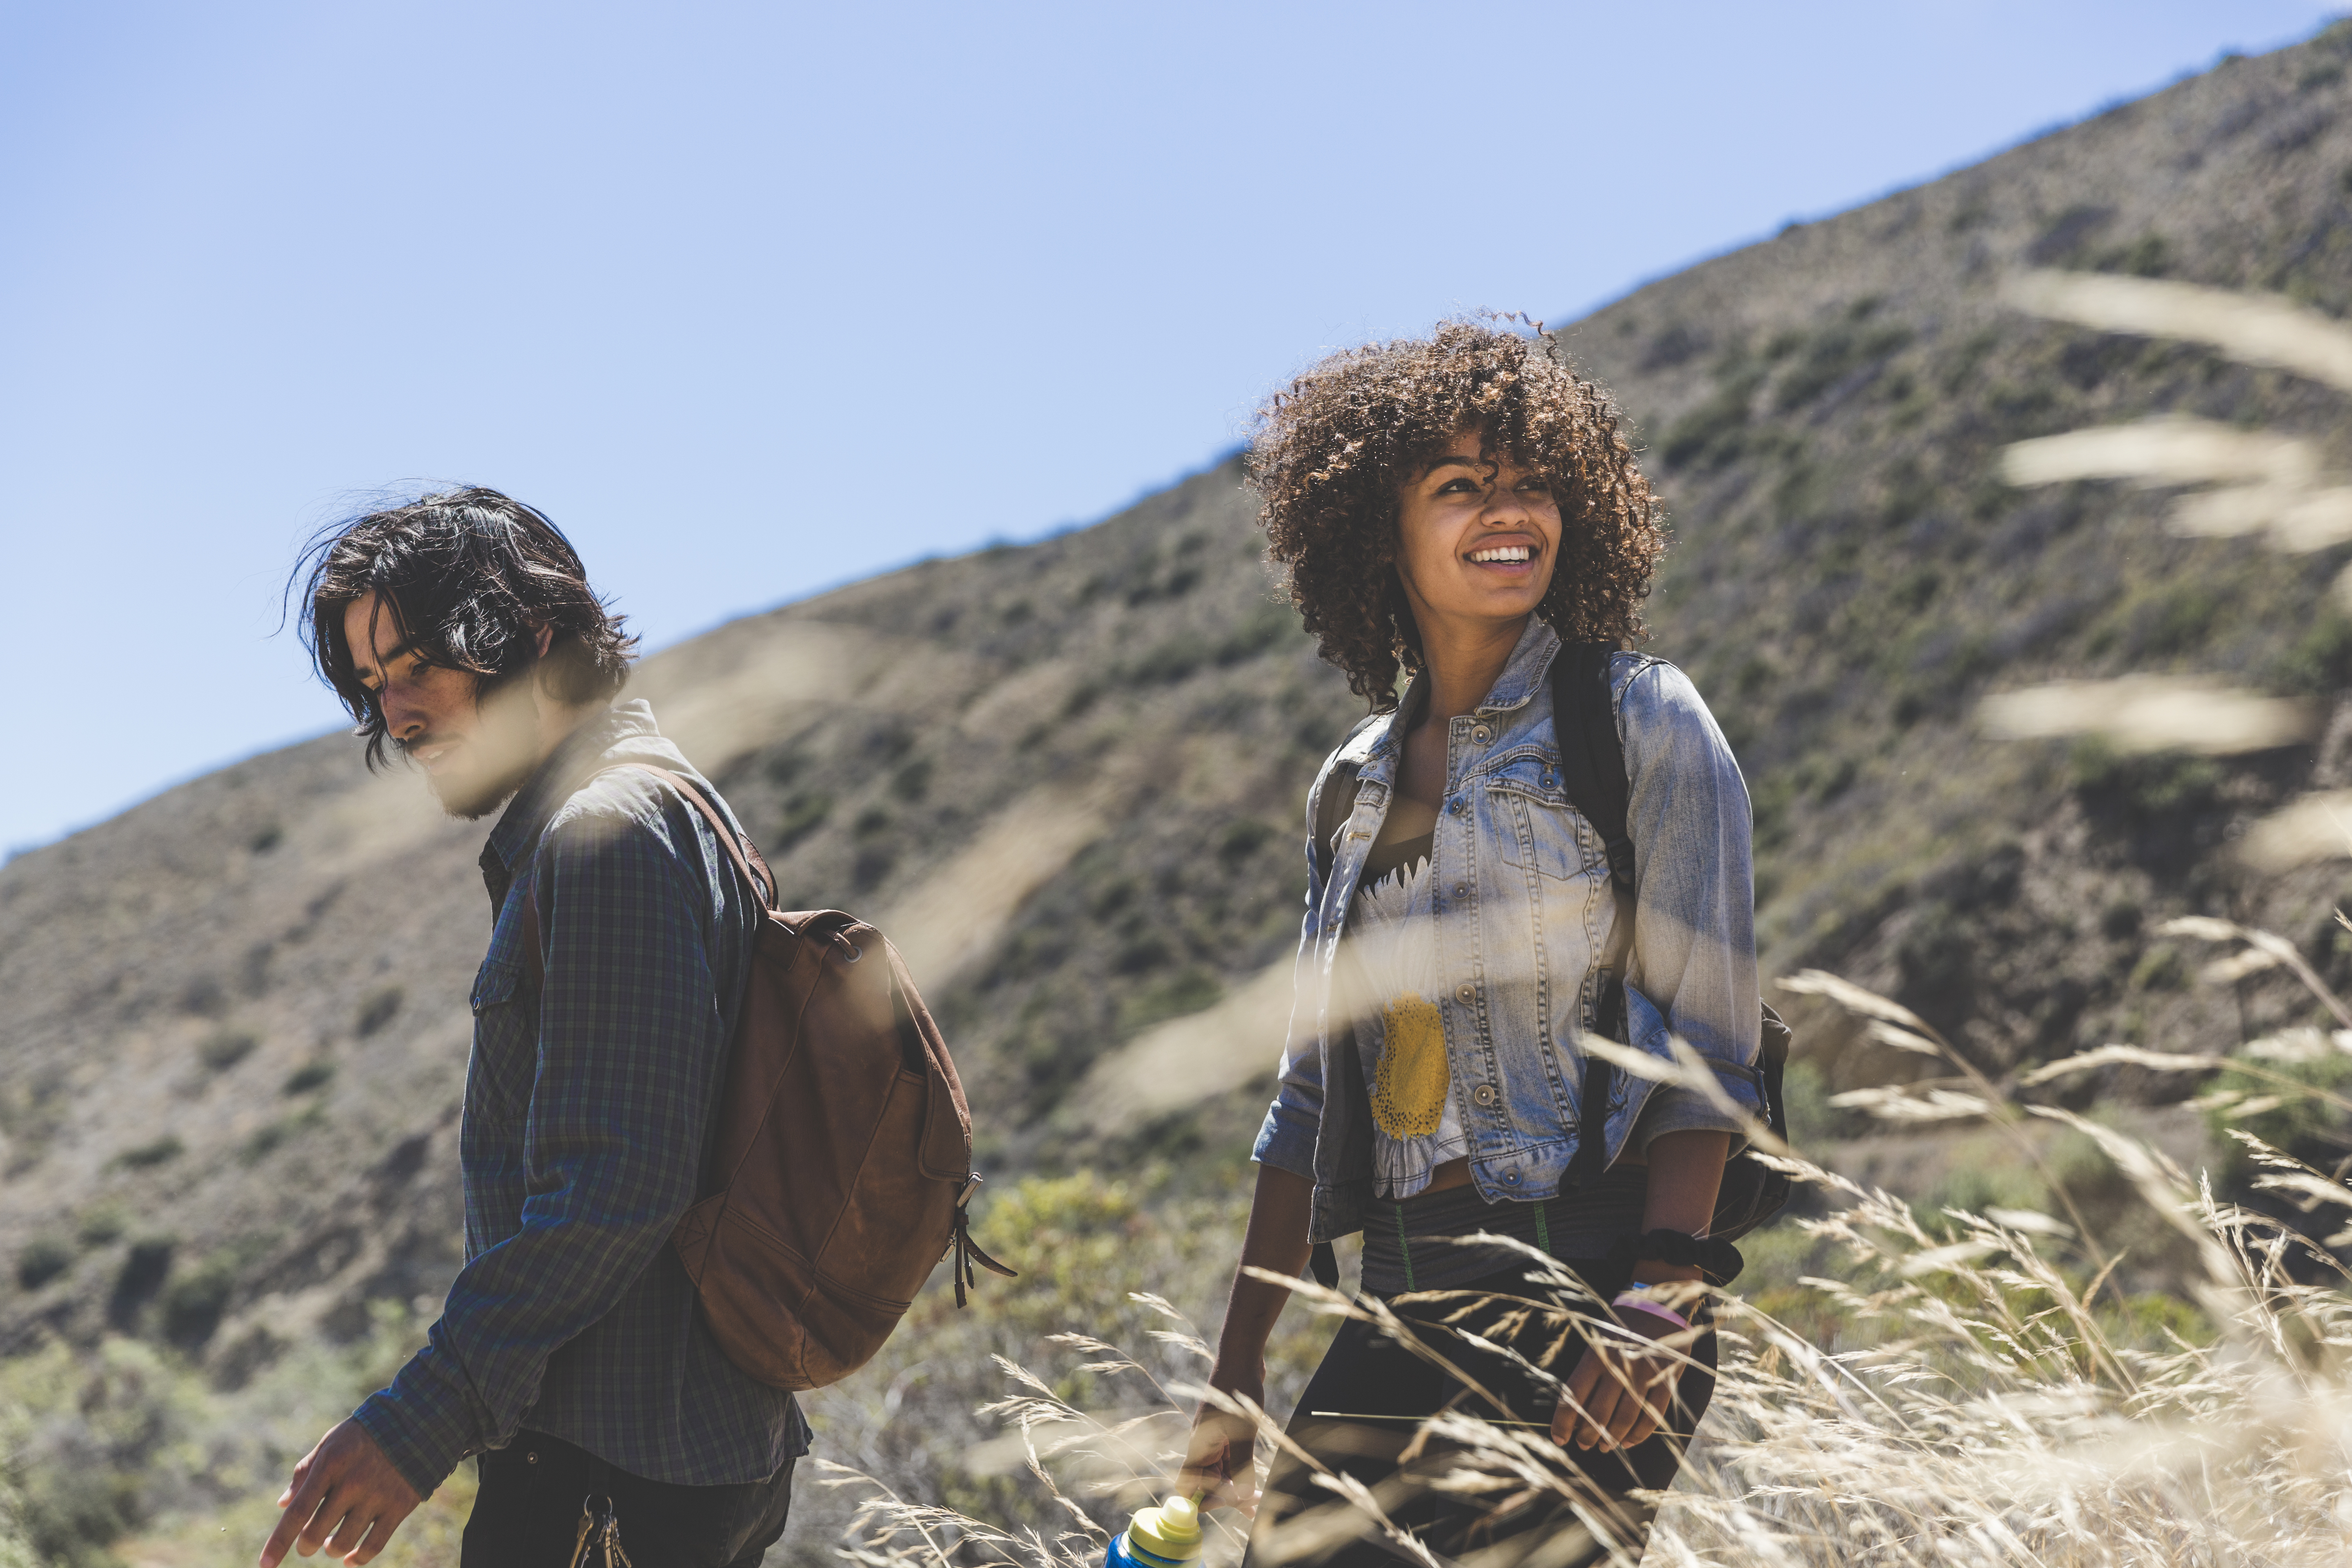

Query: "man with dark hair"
left=262, top=489, right=805, bottom=1568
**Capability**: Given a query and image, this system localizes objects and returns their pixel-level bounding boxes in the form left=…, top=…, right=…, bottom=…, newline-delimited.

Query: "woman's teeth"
left=1470, top=546, right=1532, bottom=563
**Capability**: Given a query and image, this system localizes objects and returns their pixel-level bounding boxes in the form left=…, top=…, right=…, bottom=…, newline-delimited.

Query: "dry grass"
left=818, top=925, right=2352, bottom=1568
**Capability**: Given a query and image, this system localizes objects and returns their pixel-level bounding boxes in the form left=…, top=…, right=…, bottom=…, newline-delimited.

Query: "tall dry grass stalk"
left=817, top=921, right=2352, bottom=1568
left=1986, top=270, right=2352, bottom=879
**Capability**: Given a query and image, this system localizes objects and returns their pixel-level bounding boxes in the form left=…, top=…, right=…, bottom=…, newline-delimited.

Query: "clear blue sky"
left=1, top=1, right=2338, bottom=855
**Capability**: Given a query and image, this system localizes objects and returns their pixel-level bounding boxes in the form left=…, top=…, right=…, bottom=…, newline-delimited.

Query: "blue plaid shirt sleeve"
left=353, top=799, right=732, bottom=1495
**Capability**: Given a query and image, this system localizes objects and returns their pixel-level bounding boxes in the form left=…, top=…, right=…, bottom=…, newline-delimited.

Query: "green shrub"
left=1659, top=379, right=1757, bottom=469
left=772, top=790, right=835, bottom=849
left=238, top=1103, right=325, bottom=1165
left=1213, top=602, right=1295, bottom=665
left=2067, top=739, right=2223, bottom=817
left=2207, top=1049, right=2352, bottom=1176
left=159, top=1253, right=238, bottom=1348
left=892, top=757, right=933, bottom=802
left=2091, top=233, right=2171, bottom=277
left=1, top=1341, right=176, bottom=1566
left=111, top=1239, right=174, bottom=1312
left=2129, top=944, right=2188, bottom=992
left=76, top=1205, right=127, bottom=1247
left=111, top=1136, right=183, bottom=1172
left=1125, top=636, right=1211, bottom=685
left=1216, top=819, right=1275, bottom=865
left=2270, top=614, right=2352, bottom=694
left=1781, top=1058, right=1866, bottom=1146
left=1774, top=321, right=1914, bottom=410
left=280, top=1060, right=336, bottom=1096
left=1913, top=1157, right=2047, bottom=1237
left=196, top=1027, right=258, bottom=1072
left=1119, top=967, right=1223, bottom=1033
left=15, top=1238, right=71, bottom=1292
left=354, top=985, right=403, bottom=1037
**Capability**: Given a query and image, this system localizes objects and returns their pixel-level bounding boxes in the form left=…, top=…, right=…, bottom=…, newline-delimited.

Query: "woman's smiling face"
left=1392, top=428, right=1562, bottom=638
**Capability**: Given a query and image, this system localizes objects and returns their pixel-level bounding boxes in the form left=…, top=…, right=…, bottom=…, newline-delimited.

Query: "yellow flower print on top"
left=1371, top=991, right=1450, bottom=1138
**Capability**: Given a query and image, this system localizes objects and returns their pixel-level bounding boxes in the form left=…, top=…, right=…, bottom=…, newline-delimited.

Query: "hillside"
left=8, top=18, right=2352, bottom=1516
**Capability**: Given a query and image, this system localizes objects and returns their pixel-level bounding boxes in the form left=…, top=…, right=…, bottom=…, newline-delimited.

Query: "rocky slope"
left=10, top=22, right=2352, bottom=1378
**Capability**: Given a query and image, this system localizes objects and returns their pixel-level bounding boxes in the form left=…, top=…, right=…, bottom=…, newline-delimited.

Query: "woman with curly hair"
left=1180, top=320, right=1764, bottom=1567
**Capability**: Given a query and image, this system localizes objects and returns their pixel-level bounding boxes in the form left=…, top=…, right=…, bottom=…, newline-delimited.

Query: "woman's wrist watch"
left=1606, top=1227, right=1745, bottom=1285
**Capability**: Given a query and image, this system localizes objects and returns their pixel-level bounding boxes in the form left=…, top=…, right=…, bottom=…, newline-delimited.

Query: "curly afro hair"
left=1250, top=318, right=1666, bottom=710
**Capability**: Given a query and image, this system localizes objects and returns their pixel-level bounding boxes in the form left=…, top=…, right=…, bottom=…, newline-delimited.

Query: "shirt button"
left=1473, top=1083, right=1498, bottom=1107
left=1457, top=983, right=1475, bottom=1002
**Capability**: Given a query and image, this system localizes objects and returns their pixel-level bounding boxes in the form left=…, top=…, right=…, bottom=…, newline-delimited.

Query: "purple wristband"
left=1610, top=1290, right=1690, bottom=1332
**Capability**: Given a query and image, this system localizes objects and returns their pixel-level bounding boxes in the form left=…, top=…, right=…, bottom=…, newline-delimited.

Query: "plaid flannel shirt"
left=354, top=699, right=808, bottom=1494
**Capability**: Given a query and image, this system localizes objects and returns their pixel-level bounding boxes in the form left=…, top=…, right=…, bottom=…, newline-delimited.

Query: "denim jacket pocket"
left=1490, top=772, right=1594, bottom=885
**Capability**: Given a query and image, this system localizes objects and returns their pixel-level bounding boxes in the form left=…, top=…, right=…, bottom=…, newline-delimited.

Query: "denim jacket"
left=1251, top=619, right=1763, bottom=1245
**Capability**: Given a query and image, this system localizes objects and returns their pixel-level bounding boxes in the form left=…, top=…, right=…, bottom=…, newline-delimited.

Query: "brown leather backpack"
left=523, top=764, right=1012, bottom=1391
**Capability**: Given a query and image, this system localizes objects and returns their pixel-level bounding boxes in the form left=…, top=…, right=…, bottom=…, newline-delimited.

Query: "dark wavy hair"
left=1250, top=318, right=1667, bottom=709
left=292, top=487, right=637, bottom=767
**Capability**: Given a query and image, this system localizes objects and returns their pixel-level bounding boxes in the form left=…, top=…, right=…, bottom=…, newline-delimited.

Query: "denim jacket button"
left=1502, top=1169, right=1521, bottom=1184
left=1472, top=725, right=1493, bottom=744
left=1453, top=883, right=1468, bottom=898
left=1456, top=983, right=1475, bottom=1002
left=1472, top=1083, right=1498, bottom=1107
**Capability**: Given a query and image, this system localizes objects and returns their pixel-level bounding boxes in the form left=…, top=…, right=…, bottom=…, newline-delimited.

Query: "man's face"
left=343, top=591, right=543, bottom=819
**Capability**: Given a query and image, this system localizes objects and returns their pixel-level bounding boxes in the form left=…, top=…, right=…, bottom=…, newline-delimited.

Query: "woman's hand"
left=1550, top=1307, right=1685, bottom=1454
left=1185, top=1165, right=1311, bottom=1513
left=1555, top=1130, right=1729, bottom=1452
left=1179, top=1359, right=1265, bottom=1515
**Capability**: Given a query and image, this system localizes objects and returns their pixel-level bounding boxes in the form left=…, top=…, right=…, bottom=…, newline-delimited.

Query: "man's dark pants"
left=462, top=1430, right=795, bottom=1568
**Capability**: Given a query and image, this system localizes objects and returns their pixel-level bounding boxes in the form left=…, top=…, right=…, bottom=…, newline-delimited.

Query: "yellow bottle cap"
left=1127, top=1496, right=1203, bottom=1562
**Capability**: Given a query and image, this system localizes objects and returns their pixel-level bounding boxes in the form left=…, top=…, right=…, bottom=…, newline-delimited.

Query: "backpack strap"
left=1307, top=708, right=1385, bottom=884
left=1552, top=643, right=1633, bottom=897
left=1310, top=758, right=1362, bottom=885
left=629, top=765, right=777, bottom=914
left=1553, top=643, right=1633, bottom=1186
left=517, top=763, right=777, bottom=982
left=1303, top=710, right=1384, bottom=1289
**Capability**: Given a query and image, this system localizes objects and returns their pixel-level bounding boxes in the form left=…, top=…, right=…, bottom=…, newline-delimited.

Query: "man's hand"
left=260, top=1420, right=423, bottom=1568
left=1550, top=1308, right=1687, bottom=1454
left=1179, top=1360, right=1265, bottom=1516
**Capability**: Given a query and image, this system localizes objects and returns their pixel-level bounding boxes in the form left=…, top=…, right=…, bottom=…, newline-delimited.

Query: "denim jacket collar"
left=1362, top=615, right=1563, bottom=775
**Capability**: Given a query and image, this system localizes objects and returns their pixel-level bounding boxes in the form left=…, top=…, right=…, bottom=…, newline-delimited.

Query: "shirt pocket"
left=1487, top=764, right=1595, bottom=884
left=466, top=954, right=535, bottom=1129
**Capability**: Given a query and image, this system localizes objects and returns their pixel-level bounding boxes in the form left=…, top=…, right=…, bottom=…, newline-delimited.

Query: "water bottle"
left=1105, top=1495, right=1204, bottom=1568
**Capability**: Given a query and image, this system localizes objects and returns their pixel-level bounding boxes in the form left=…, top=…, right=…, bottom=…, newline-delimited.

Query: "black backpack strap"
left=1308, top=1241, right=1339, bottom=1288
left=1299, top=713, right=1383, bottom=1264
left=1554, top=642, right=1633, bottom=1186
left=1552, top=643, right=1633, bottom=897
left=1310, top=758, right=1362, bottom=885
left=1309, top=707, right=1384, bottom=883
